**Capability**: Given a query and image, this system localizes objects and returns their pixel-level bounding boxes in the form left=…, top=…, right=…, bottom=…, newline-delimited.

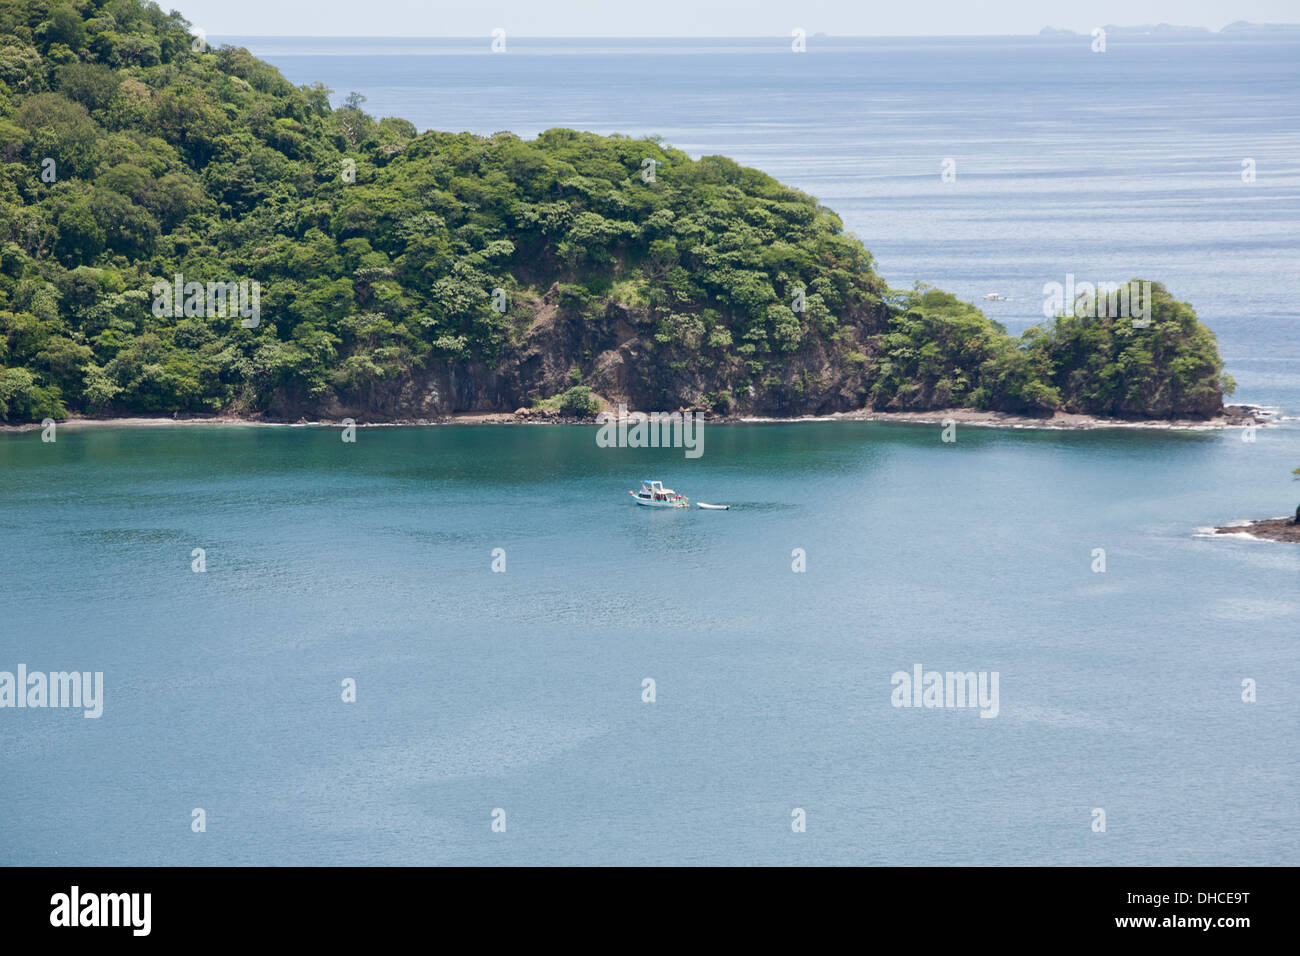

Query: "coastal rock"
left=1222, top=404, right=1271, bottom=425
left=1214, top=517, right=1300, bottom=543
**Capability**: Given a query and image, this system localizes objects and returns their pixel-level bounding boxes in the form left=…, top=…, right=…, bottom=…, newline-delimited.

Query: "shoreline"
left=8, top=406, right=1295, bottom=543
left=745, top=404, right=1277, bottom=430
left=0, top=403, right=1278, bottom=434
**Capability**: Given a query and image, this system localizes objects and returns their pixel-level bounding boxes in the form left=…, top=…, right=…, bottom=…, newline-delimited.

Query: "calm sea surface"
left=1, top=36, right=1297, bottom=865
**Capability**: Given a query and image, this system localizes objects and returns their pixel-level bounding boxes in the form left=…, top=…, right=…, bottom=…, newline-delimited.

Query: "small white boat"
left=982, top=292, right=1008, bottom=301
left=697, top=502, right=729, bottom=510
left=629, top=480, right=689, bottom=508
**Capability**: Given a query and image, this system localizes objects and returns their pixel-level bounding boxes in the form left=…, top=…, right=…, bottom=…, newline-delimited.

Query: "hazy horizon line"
left=211, top=28, right=1300, bottom=40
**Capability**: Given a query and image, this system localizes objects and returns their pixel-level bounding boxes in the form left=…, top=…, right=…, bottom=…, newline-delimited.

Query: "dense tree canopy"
left=0, top=0, right=1234, bottom=422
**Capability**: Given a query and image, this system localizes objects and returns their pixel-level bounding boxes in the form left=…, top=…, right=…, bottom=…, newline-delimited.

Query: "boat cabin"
left=638, top=480, right=676, bottom=501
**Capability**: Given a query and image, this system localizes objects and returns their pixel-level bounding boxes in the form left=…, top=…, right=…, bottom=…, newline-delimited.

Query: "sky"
left=179, top=0, right=1300, bottom=38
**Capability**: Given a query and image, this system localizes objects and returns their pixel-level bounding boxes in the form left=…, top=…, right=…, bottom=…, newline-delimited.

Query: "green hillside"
left=0, top=0, right=1234, bottom=422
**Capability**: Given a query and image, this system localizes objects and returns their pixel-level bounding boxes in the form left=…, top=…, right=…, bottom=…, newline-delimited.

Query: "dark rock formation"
left=1215, top=518, right=1300, bottom=543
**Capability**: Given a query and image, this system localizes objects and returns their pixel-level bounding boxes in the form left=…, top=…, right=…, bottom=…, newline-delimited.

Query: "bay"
left=2, top=34, right=1297, bottom=865
left=0, top=421, right=1295, bottom=864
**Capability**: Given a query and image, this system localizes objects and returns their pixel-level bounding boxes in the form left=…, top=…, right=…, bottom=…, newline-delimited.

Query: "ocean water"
left=1, top=422, right=1297, bottom=865
left=2, top=36, right=1298, bottom=866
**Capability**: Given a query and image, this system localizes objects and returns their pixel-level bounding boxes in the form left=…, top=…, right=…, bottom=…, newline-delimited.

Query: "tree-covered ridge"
left=0, top=0, right=1234, bottom=422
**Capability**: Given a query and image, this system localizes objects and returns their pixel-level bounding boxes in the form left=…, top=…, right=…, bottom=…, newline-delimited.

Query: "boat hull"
left=632, top=496, right=688, bottom=508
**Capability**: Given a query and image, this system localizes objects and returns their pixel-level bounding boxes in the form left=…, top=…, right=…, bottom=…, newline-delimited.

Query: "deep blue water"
left=2, top=36, right=1297, bottom=866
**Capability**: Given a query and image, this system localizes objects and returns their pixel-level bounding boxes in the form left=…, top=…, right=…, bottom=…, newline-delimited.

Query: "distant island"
left=0, top=1, right=1237, bottom=426
left=1040, top=22, right=1300, bottom=37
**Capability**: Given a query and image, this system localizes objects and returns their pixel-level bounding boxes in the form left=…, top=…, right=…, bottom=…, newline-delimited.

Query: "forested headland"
left=0, top=0, right=1235, bottom=423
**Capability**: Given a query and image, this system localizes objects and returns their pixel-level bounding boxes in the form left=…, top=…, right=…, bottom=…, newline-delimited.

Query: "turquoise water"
left=1, top=422, right=1296, bottom=864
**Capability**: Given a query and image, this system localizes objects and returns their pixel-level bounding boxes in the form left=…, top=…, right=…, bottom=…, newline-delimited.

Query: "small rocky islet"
left=1214, top=514, right=1300, bottom=543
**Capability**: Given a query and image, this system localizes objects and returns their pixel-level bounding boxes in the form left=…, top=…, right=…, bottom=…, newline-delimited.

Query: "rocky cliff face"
left=266, top=283, right=891, bottom=420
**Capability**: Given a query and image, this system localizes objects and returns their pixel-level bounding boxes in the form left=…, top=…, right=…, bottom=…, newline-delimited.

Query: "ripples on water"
left=1, top=421, right=1296, bottom=864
